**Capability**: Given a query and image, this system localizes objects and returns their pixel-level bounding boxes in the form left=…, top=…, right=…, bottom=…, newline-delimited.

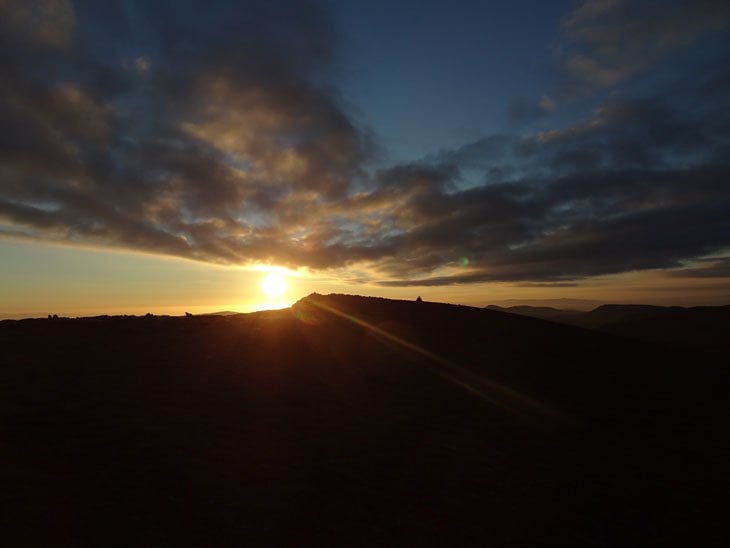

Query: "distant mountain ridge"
left=486, top=302, right=730, bottom=355
left=484, top=298, right=604, bottom=310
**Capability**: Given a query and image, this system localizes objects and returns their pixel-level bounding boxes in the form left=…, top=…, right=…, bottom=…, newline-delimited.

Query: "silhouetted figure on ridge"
left=416, top=296, right=423, bottom=303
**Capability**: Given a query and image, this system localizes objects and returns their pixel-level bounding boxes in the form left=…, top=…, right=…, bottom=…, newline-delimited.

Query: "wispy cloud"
left=559, top=0, right=730, bottom=89
left=669, top=257, right=730, bottom=278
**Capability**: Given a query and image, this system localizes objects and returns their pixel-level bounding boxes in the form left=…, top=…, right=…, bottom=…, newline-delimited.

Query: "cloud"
left=1, top=0, right=729, bottom=288
left=559, top=0, right=730, bottom=88
left=564, top=54, right=629, bottom=88
left=669, top=257, right=730, bottom=278
left=0, top=0, right=370, bottom=267
left=508, top=95, right=558, bottom=125
left=369, top=162, right=730, bottom=285
left=359, top=73, right=730, bottom=285
left=133, top=57, right=151, bottom=74
left=538, top=95, right=557, bottom=113
left=0, top=0, right=76, bottom=50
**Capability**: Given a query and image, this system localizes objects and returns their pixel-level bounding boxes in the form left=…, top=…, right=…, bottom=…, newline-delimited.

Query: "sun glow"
left=261, top=272, right=288, bottom=298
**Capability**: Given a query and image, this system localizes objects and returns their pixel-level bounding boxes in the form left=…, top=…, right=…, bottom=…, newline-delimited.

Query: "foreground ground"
left=1, top=294, right=727, bottom=546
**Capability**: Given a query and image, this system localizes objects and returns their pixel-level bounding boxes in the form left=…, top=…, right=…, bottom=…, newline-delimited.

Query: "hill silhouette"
left=1, top=294, right=727, bottom=546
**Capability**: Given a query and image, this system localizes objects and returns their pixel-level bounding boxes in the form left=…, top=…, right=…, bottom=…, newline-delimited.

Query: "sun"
left=261, top=272, right=288, bottom=299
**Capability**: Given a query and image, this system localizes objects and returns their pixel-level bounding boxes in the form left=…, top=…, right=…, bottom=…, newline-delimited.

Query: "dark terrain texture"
left=1, top=294, right=727, bottom=546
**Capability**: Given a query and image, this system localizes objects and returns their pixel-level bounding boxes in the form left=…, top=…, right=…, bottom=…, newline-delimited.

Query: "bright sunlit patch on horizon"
left=245, top=301, right=292, bottom=313
left=236, top=264, right=304, bottom=312
left=261, top=272, right=288, bottom=299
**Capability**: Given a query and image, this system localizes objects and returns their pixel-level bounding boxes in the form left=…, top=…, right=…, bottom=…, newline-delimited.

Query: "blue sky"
left=335, top=0, right=575, bottom=162
left=1, top=0, right=729, bottom=314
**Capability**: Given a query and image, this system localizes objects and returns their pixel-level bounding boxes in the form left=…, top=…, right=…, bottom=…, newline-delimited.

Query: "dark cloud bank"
left=1, top=0, right=729, bottom=286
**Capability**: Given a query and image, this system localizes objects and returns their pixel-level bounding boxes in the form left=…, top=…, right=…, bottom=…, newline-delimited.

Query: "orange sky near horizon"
left=2, top=238, right=728, bottom=319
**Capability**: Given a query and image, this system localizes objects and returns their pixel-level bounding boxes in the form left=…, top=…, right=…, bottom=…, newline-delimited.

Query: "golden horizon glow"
left=1, top=239, right=729, bottom=320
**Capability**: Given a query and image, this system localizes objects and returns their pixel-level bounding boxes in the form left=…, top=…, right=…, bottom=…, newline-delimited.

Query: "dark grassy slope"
left=1, top=294, right=727, bottom=547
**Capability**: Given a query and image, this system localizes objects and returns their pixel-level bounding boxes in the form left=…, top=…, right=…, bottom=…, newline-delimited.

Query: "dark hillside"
left=488, top=302, right=730, bottom=355
left=1, top=294, right=727, bottom=546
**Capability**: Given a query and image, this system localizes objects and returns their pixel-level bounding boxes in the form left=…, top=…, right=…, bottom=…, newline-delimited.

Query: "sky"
left=1, top=0, right=730, bottom=316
